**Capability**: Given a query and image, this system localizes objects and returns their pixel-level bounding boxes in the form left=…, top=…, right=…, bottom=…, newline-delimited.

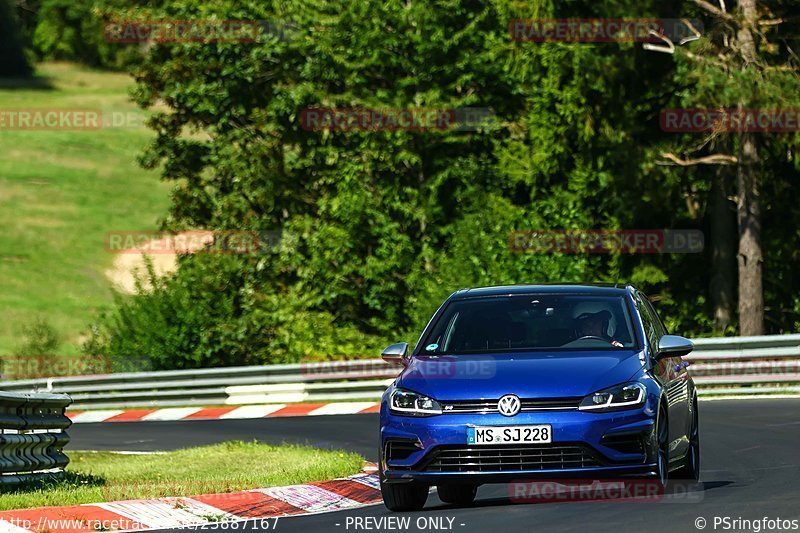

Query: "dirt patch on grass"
left=104, top=230, right=213, bottom=294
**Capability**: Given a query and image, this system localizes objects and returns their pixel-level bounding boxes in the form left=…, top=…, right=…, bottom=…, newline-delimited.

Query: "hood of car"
left=396, top=350, right=646, bottom=401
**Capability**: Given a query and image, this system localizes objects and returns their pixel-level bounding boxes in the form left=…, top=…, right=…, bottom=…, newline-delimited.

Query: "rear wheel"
left=437, top=484, right=477, bottom=506
left=673, top=395, right=700, bottom=481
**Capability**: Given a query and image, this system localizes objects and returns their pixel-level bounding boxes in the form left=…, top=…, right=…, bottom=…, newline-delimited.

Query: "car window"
left=644, top=297, right=669, bottom=336
left=419, top=294, right=639, bottom=354
left=635, top=292, right=660, bottom=354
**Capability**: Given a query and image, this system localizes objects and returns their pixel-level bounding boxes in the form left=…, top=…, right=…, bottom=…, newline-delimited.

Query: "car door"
left=635, top=292, right=689, bottom=461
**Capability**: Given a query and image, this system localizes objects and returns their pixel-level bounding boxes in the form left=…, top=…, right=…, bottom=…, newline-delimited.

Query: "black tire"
left=437, top=484, right=477, bottom=506
left=379, top=450, right=429, bottom=511
left=652, top=402, right=669, bottom=489
left=381, top=480, right=429, bottom=511
left=673, top=395, right=700, bottom=481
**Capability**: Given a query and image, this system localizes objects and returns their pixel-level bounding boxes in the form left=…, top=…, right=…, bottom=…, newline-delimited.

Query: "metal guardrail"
left=0, top=392, right=72, bottom=485
left=686, top=334, right=800, bottom=395
left=1, top=334, right=799, bottom=409
left=0, top=361, right=397, bottom=409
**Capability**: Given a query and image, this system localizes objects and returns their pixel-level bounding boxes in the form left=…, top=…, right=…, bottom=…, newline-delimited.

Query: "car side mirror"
left=656, top=335, right=694, bottom=360
left=381, top=342, right=409, bottom=366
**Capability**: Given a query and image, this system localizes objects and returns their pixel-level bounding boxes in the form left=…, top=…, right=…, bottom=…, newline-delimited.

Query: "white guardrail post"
left=1, top=334, right=799, bottom=409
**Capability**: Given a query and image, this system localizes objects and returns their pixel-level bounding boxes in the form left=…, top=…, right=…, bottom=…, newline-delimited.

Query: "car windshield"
left=419, top=294, right=638, bottom=354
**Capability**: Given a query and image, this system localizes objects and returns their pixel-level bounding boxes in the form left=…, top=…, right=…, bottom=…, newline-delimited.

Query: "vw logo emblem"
left=498, top=394, right=521, bottom=417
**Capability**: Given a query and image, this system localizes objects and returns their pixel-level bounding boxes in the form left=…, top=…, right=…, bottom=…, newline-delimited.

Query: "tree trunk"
left=735, top=0, right=764, bottom=336
left=736, top=131, right=763, bottom=335
left=709, top=166, right=736, bottom=332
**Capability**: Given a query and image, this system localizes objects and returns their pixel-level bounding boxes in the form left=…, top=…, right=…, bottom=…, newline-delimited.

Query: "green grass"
left=0, top=441, right=364, bottom=510
left=0, top=62, right=170, bottom=356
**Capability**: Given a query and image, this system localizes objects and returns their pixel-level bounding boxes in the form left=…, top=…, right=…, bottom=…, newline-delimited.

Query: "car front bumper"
left=380, top=403, right=659, bottom=484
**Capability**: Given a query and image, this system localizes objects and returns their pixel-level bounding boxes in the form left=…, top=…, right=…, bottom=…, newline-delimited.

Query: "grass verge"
left=0, top=62, right=170, bottom=356
left=0, top=441, right=364, bottom=510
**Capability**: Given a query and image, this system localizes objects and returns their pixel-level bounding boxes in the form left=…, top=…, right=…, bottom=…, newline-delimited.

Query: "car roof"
left=449, top=283, right=634, bottom=300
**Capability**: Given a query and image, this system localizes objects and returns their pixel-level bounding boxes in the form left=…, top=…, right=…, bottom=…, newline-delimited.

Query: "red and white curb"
left=65, top=396, right=791, bottom=424
left=66, top=402, right=381, bottom=424
left=0, top=471, right=382, bottom=532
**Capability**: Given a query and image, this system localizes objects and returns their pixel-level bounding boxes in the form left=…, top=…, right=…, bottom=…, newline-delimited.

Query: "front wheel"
left=673, top=395, right=700, bottom=481
left=437, top=484, right=477, bottom=506
left=381, top=480, right=429, bottom=511
left=652, top=403, right=669, bottom=488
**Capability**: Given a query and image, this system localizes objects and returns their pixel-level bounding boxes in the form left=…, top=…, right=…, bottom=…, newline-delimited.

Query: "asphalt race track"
left=70, top=398, right=800, bottom=533
left=70, top=414, right=379, bottom=456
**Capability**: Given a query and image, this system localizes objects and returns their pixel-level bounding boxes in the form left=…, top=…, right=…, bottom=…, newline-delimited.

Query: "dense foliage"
left=10, top=0, right=160, bottom=68
left=13, top=0, right=793, bottom=367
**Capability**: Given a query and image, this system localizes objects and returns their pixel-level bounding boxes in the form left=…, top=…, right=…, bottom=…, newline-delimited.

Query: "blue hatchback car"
left=379, top=284, right=700, bottom=511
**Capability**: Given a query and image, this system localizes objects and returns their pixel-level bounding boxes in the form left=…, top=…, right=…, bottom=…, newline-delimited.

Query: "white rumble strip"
left=95, top=498, right=237, bottom=529
left=0, top=474, right=384, bottom=533
left=307, top=402, right=378, bottom=416
left=219, top=404, right=287, bottom=419
left=258, top=485, right=362, bottom=513
left=141, top=407, right=203, bottom=421
left=68, top=410, right=125, bottom=423
left=67, top=402, right=379, bottom=423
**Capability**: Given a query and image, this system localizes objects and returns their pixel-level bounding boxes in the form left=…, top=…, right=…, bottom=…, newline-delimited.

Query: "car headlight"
left=579, top=382, right=646, bottom=411
left=390, top=389, right=442, bottom=416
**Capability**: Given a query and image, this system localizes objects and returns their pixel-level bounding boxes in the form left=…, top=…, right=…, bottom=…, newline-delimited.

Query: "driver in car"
left=574, top=308, right=624, bottom=347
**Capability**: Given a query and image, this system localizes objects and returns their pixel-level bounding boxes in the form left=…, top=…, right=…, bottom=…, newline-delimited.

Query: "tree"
left=650, top=0, right=800, bottom=335
left=89, top=0, right=800, bottom=368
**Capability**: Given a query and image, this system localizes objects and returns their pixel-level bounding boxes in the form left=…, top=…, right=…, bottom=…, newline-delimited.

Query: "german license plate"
left=467, top=425, right=552, bottom=445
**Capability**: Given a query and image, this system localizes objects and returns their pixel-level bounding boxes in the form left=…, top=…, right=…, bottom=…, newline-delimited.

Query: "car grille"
left=420, top=444, right=602, bottom=472
left=441, top=398, right=581, bottom=414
